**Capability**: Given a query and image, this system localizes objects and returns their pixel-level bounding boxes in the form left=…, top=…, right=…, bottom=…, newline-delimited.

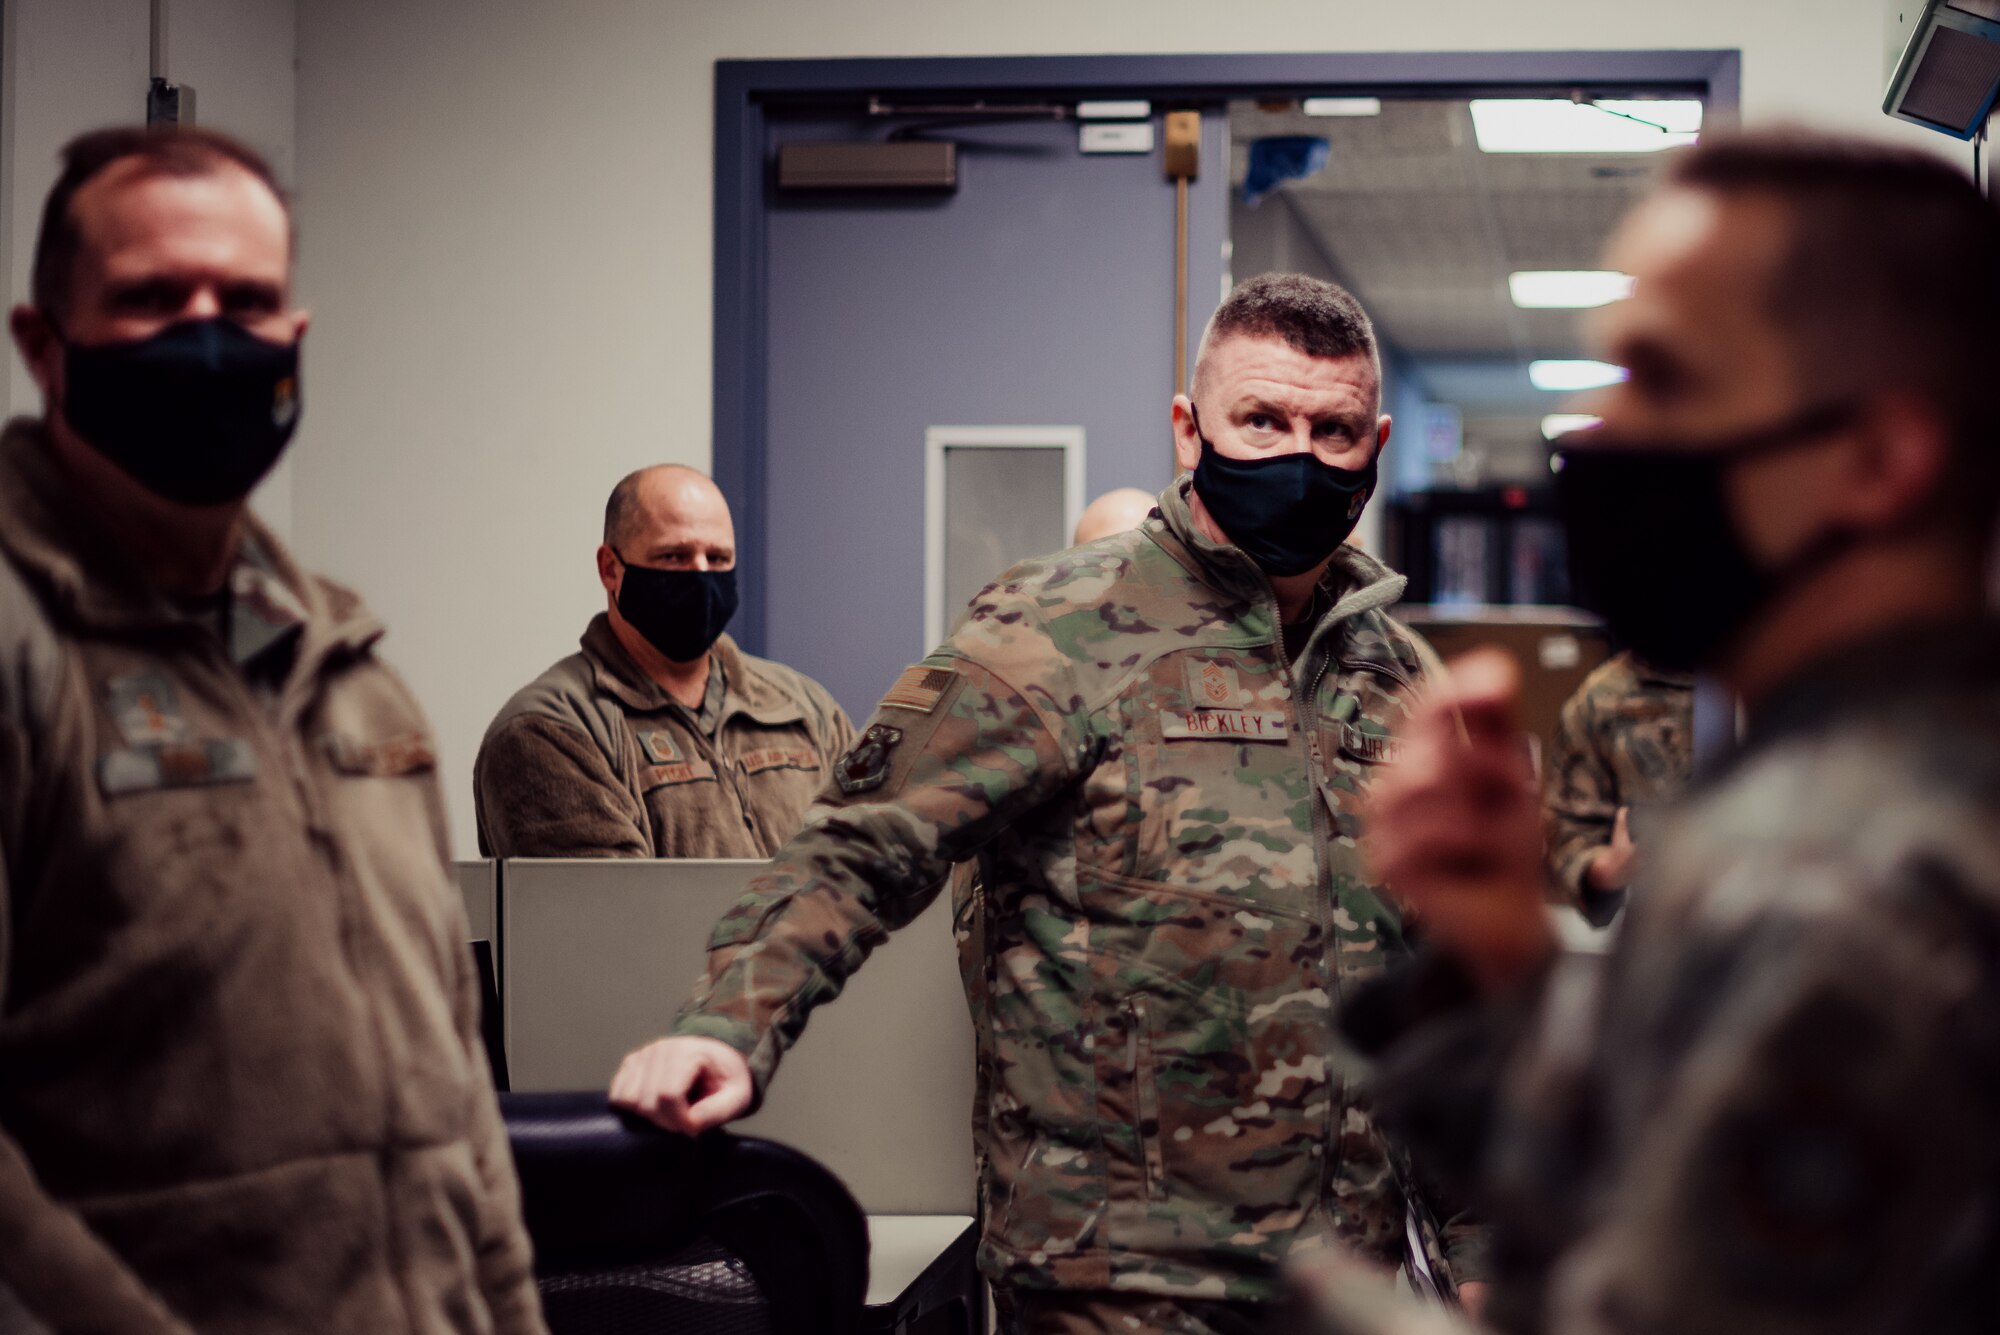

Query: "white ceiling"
left=1228, top=98, right=1678, bottom=366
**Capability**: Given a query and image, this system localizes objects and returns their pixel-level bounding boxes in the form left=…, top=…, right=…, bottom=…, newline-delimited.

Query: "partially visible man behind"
left=1071, top=485, right=1157, bottom=545
left=1540, top=650, right=1692, bottom=924
left=474, top=465, right=852, bottom=857
left=1331, top=129, right=2000, bottom=1334
left=0, top=127, right=541, bottom=1331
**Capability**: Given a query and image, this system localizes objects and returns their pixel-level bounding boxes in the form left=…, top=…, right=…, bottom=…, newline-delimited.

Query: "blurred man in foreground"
left=0, top=127, right=541, bottom=1332
left=1326, top=130, right=2000, bottom=1334
left=475, top=465, right=851, bottom=857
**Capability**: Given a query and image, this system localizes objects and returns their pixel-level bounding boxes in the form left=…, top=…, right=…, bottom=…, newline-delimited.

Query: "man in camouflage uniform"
left=1320, top=130, right=2000, bottom=1335
left=611, top=274, right=1484, bottom=1332
left=1540, top=651, right=1692, bottom=924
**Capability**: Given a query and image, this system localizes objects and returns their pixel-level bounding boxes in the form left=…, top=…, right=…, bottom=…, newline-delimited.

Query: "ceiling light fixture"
left=1470, top=99, right=1703, bottom=153
left=1302, top=97, right=1383, bottom=117
left=1541, top=413, right=1604, bottom=439
left=1530, top=360, right=1627, bottom=391
left=1509, top=270, right=1635, bottom=309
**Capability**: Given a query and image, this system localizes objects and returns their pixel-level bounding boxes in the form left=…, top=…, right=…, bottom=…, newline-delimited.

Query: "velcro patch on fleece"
left=100, top=739, right=257, bottom=795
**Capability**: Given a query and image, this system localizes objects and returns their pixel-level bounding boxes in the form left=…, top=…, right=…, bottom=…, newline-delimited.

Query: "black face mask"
left=59, top=317, right=301, bottom=507
left=1188, top=408, right=1378, bottom=577
left=1552, top=402, right=1859, bottom=674
left=614, top=553, right=738, bottom=663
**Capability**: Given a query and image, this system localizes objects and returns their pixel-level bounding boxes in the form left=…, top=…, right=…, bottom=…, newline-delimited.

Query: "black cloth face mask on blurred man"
left=1188, top=406, right=1377, bottom=577
left=614, top=555, right=739, bottom=664
left=58, top=316, right=302, bottom=507
left=1552, top=401, right=1863, bottom=673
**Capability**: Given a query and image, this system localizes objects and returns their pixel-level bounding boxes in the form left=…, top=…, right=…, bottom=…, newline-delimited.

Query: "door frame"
left=713, top=50, right=1742, bottom=653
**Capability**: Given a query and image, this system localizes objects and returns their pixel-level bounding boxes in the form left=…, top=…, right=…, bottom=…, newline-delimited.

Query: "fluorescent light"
left=1302, top=97, right=1382, bottom=117
left=1510, top=271, right=1634, bottom=309
left=1470, top=99, right=1703, bottom=153
left=1541, top=413, right=1603, bottom=439
left=1530, top=360, right=1627, bottom=391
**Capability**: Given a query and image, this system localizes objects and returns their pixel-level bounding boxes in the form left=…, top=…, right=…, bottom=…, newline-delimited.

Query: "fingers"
left=683, top=1069, right=754, bottom=1132
left=608, top=1037, right=755, bottom=1136
left=1613, top=805, right=1632, bottom=846
left=1443, top=648, right=1523, bottom=745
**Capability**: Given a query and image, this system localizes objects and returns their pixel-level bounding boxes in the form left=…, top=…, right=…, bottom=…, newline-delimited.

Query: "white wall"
left=289, top=0, right=1948, bottom=856
left=0, top=0, right=298, bottom=533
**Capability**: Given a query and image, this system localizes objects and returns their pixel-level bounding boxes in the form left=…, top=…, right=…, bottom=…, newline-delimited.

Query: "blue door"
left=758, top=109, right=1230, bottom=719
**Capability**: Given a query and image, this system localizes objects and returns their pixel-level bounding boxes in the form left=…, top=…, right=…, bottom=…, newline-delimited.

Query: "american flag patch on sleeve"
left=881, top=663, right=957, bottom=714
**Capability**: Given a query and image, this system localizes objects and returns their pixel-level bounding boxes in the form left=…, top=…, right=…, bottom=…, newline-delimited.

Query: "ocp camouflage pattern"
left=1317, top=620, right=2000, bottom=1335
left=1541, top=650, right=1693, bottom=908
left=673, top=478, right=1475, bottom=1302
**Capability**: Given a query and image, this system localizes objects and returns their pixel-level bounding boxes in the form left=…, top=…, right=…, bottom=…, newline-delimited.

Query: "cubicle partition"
left=498, top=858, right=977, bottom=1217
left=454, top=859, right=499, bottom=950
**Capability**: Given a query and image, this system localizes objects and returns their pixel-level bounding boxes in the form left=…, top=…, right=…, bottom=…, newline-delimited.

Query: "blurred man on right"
left=1330, top=130, right=2000, bottom=1335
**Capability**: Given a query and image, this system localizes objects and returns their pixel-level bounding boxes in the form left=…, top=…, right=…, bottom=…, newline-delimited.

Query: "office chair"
left=502, top=1090, right=870, bottom=1335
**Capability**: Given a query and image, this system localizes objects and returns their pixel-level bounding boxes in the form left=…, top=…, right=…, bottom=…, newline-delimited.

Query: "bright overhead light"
left=1510, top=271, right=1634, bottom=309
left=1541, top=413, right=1603, bottom=439
left=1530, top=360, right=1627, bottom=391
left=1302, top=97, right=1382, bottom=117
left=1470, top=99, right=1703, bottom=153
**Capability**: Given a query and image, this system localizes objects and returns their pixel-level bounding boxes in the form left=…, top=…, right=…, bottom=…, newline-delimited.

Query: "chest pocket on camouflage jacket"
left=1070, top=642, right=1423, bottom=1247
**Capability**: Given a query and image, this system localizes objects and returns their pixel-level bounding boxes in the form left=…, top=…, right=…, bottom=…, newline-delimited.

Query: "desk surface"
left=865, top=1214, right=976, bottom=1309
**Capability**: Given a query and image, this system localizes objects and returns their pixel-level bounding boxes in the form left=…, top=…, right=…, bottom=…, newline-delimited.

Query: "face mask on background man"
left=1189, top=407, right=1377, bottom=577
left=614, top=555, right=739, bottom=663
left=59, top=316, right=301, bottom=507
left=1552, top=401, right=1863, bottom=673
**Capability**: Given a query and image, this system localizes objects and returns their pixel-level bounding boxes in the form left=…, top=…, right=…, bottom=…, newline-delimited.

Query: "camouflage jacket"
left=673, top=477, right=1477, bottom=1301
left=1541, top=651, right=1693, bottom=918
left=1341, top=618, right=2000, bottom=1335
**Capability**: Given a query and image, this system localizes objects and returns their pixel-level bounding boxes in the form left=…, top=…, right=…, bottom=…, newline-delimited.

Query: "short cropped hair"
left=604, top=464, right=711, bottom=548
left=1667, top=128, right=2000, bottom=531
left=31, top=125, right=290, bottom=318
left=1193, top=273, right=1380, bottom=396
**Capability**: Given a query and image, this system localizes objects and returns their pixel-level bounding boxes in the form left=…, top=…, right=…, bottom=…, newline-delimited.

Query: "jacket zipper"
left=190, top=626, right=403, bottom=1149
left=685, top=727, right=764, bottom=850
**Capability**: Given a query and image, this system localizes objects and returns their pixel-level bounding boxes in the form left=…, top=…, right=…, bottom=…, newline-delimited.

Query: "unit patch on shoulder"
left=881, top=664, right=957, bottom=714
left=835, top=724, right=904, bottom=795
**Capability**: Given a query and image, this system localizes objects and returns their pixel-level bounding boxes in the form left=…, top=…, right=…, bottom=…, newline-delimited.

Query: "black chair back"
left=503, top=1090, right=869, bottom=1335
left=470, top=939, right=508, bottom=1091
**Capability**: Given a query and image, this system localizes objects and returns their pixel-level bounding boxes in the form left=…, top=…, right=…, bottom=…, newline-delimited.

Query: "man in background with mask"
left=1540, top=649, right=1692, bottom=925
left=0, top=127, right=541, bottom=1331
left=610, top=273, right=1484, bottom=1334
left=474, top=464, right=853, bottom=857
left=1308, top=129, right=2000, bottom=1335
